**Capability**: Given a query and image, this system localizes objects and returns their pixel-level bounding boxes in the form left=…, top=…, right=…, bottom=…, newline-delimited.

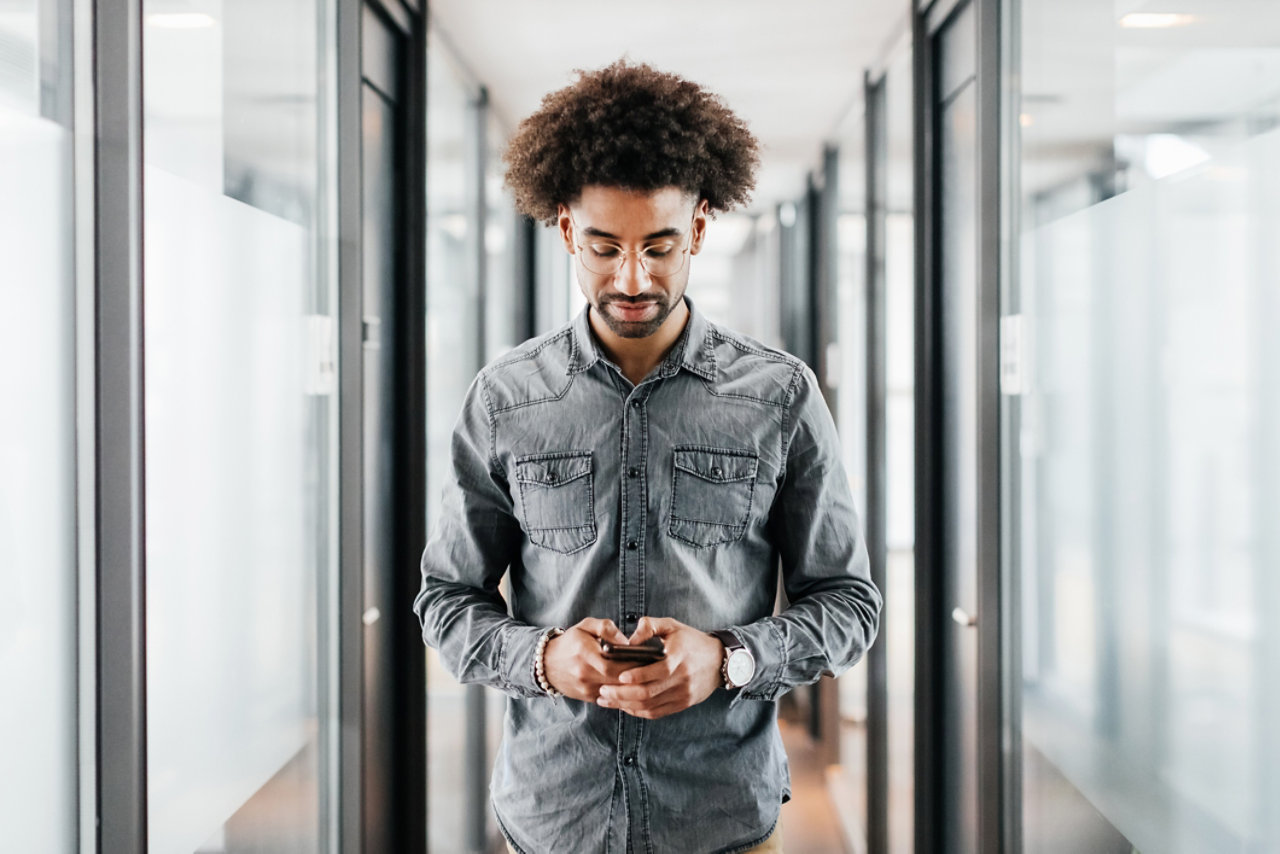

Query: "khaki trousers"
left=506, top=821, right=783, bottom=853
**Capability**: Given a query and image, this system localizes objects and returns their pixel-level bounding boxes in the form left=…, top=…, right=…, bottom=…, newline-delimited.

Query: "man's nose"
left=612, top=253, right=653, bottom=296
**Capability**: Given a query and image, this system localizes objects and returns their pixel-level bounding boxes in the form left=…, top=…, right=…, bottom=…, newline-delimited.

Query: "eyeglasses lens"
left=579, top=243, right=687, bottom=277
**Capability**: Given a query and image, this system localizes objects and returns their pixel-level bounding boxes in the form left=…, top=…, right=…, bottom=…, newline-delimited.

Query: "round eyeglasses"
left=570, top=215, right=693, bottom=278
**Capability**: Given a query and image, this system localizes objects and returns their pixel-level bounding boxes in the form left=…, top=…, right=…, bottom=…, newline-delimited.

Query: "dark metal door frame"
left=912, top=0, right=1012, bottom=851
left=863, top=69, right=890, bottom=854
left=811, top=154, right=843, bottom=763
left=339, top=0, right=427, bottom=850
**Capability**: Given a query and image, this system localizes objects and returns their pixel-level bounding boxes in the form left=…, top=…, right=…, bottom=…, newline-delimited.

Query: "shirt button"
left=623, top=755, right=637, bottom=766
left=631, top=399, right=641, bottom=408
left=626, top=540, right=638, bottom=551
left=628, top=467, right=640, bottom=478
left=711, top=466, right=723, bottom=478
left=545, top=472, right=557, bottom=483
left=625, top=612, right=639, bottom=623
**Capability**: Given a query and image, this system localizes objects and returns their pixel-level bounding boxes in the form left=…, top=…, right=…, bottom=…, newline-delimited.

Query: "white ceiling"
left=429, top=0, right=911, bottom=213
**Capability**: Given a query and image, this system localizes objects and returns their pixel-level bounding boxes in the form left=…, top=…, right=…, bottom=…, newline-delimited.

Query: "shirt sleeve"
left=412, top=372, right=547, bottom=699
left=729, top=362, right=883, bottom=702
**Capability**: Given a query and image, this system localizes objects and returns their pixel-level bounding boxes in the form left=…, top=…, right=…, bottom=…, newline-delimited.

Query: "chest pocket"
left=668, top=446, right=759, bottom=548
left=515, top=451, right=597, bottom=555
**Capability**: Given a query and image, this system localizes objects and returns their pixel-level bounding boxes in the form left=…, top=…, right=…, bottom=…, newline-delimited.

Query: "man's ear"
left=557, top=204, right=576, bottom=255
left=689, top=199, right=711, bottom=255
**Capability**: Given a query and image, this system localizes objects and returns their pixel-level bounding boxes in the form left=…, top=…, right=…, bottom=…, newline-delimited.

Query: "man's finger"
left=577, top=617, right=628, bottom=643
left=612, top=692, right=686, bottom=719
left=628, top=616, right=678, bottom=643
left=598, top=676, right=674, bottom=705
left=628, top=700, right=685, bottom=720
left=616, top=659, right=670, bottom=685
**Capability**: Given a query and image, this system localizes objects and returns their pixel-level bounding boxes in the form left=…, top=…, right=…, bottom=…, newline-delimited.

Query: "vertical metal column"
left=804, top=177, right=823, bottom=375
left=94, top=0, right=148, bottom=849
left=863, top=71, right=890, bottom=854
left=336, top=0, right=365, bottom=850
left=464, top=83, right=491, bottom=854
left=996, top=0, right=1024, bottom=847
left=391, top=8, right=428, bottom=852
left=974, top=0, right=1010, bottom=850
left=515, top=214, right=540, bottom=340
left=812, top=152, right=843, bottom=764
left=911, top=4, right=944, bottom=852
left=816, top=148, right=841, bottom=395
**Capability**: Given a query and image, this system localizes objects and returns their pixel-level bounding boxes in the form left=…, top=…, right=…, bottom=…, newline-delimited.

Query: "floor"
left=777, top=717, right=855, bottom=854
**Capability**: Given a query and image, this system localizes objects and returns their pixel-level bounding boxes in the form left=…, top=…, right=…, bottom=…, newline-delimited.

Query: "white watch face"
left=726, top=649, right=755, bottom=687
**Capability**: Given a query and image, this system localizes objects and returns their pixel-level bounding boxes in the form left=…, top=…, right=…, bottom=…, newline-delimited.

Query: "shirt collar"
left=568, top=296, right=717, bottom=382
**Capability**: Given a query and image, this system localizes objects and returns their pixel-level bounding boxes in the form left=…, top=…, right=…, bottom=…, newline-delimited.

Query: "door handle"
left=951, top=606, right=977, bottom=627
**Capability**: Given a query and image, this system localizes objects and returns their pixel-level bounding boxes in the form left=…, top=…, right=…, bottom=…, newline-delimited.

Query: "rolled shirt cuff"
left=500, top=623, right=552, bottom=699
left=725, top=618, right=788, bottom=704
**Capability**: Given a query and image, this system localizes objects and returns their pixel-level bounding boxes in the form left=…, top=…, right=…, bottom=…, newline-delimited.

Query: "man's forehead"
left=570, top=185, right=698, bottom=236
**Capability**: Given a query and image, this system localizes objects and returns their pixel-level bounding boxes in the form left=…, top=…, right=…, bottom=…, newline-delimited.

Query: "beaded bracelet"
left=533, top=626, right=565, bottom=698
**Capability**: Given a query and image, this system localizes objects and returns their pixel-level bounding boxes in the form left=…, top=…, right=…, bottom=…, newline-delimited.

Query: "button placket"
left=618, top=390, right=649, bottom=828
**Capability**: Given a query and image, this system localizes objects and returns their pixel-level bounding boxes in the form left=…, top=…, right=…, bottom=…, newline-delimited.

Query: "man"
left=414, top=60, right=881, bottom=854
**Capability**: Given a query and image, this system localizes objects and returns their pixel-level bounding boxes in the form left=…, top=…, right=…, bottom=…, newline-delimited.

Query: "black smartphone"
left=599, top=636, right=666, bottom=663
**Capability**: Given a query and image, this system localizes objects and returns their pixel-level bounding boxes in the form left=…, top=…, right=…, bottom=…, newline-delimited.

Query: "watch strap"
left=710, top=629, right=743, bottom=653
left=710, top=629, right=745, bottom=690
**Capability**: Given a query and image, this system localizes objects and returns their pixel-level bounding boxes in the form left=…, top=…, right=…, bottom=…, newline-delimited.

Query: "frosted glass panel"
left=0, top=100, right=76, bottom=854
left=144, top=167, right=318, bottom=853
left=1027, top=127, right=1278, bottom=850
left=1016, top=3, right=1280, bottom=847
left=142, top=0, right=335, bottom=849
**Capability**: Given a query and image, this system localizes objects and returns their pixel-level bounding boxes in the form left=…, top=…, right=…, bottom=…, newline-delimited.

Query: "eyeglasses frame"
left=568, top=212, right=697, bottom=279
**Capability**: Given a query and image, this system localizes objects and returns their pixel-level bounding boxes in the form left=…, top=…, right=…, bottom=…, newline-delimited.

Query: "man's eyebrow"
left=581, top=226, right=684, bottom=241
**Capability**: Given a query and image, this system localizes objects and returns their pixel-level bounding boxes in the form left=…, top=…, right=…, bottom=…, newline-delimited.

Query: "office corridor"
left=4, top=0, right=1279, bottom=852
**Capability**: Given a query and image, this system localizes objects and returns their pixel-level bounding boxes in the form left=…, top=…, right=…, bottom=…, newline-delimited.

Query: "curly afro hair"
left=503, top=60, right=761, bottom=225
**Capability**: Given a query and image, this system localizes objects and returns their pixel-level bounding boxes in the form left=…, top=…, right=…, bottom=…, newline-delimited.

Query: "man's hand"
left=542, top=618, right=640, bottom=702
left=595, top=617, right=724, bottom=720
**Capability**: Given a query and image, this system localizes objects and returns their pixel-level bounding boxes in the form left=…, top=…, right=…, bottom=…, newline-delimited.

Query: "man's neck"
left=589, top=299, right=690, bottom=387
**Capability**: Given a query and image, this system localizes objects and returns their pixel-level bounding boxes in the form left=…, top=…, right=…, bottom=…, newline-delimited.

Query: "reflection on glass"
left=142, top=0, right=337, bottom=849
left=425, top=26, right=489, bottom=854
left=426, top=30, right=478, bottom=525
left=723, top=216, right=784, bottom=350
left=0, top=1, right=76, bottom=850
left=834, top=101, right=870, bottom=846
left=1015, top=2, right=1280, bottom=850
left=485, top=112, right=521, bottom=362
left=882, top=44, right=915, bottom=854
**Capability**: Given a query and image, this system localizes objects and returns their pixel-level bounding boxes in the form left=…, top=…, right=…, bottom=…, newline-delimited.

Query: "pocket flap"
left=673, top=448, right=758, bottom=483
left=515, top=452, right=593, bottom=486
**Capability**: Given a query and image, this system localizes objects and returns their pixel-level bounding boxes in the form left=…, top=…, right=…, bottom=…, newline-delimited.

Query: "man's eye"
left=643, top=246, right=676, bottom=259
left=587, top=244, right=621, bottom=258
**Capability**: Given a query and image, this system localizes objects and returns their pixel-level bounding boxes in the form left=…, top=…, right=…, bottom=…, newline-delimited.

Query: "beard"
left=595, top=293, right=679, bottom=339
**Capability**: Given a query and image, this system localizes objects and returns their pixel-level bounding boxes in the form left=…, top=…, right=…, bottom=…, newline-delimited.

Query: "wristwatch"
left=709, top=630, right=756, bottom=690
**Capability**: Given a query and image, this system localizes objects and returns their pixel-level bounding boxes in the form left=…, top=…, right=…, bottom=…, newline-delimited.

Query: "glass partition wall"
left=1010, top=1, right=1280, bottom=851
left=424, top=25, right=483, bottom=854
left=141, top=0, right=340, bottom=849
left=834, top=100, right=871, bottom=850
left=881, top=43, right=917, bottom=854
left=424, top=22, right=529, bottom=853
left=0, top=1, right=78, bottom=849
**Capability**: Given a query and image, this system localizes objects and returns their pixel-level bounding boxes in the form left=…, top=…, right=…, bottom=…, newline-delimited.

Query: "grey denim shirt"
left=414, top=297, right=882, bottom=854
